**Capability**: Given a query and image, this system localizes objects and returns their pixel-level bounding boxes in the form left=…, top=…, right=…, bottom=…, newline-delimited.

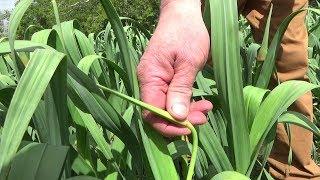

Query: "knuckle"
left=170, top=86, right=193, bottom=97
left=177, top=49, right=208, bottom=71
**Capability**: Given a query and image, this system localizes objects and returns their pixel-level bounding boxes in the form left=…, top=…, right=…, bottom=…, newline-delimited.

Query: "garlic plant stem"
left=97, top=84, right=198, bottom=180
left=185, top=122, right=198, bottom=180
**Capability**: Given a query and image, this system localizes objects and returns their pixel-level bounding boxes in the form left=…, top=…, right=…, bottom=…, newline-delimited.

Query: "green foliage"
left=15, top=0, right=106, bottom=38
left=0, top=11, right=10, bottom=37
left=7, top=143, right=69, bottom=180
left=1, top=0, right=159, bottom=38
left=111, top=0, right=159, bottom=30
left=307, top=3, right=320, bottom=165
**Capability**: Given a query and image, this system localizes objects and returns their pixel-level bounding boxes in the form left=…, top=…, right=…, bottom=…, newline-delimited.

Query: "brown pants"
left=237, top=0, right=320, bottom=179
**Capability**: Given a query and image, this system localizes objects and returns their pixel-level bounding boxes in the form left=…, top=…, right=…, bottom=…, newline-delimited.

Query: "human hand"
left=137, top=0, right=212, bottom=137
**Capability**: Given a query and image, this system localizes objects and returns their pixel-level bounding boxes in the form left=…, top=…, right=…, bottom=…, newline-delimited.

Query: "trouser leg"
left=242, top=0, right=320, bottom=179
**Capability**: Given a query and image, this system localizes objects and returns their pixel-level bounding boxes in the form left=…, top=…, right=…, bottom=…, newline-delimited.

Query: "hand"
left=137, top=0, right=212, bottom=137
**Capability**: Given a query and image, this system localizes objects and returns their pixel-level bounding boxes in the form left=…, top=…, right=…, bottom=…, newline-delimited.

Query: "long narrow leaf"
left=278, top=111, right=320, bottom=136
left=68, top=100, right=123, bottom=177
left=8, top=0, right=33, bottom=78
left=7, top=143, right=69, bottom=180
left=0, top=49, right=65, bottom=173
left=99, top=0, right=138, bottom=97
left=0, top=40, right=51, bottom=55
left=209, top=0, right=250, bottom=172
left=250, top=81, right=318, bottom=154
left=256, top=9, right=306, bottom=88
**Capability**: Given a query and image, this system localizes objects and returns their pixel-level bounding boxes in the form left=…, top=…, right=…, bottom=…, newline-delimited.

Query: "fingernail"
left=171, top=103, right=187, bottom=117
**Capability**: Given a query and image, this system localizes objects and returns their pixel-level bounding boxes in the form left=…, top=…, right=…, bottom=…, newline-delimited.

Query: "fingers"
left=138, top=51, right=189, bottom=137
left=137, top=51, right=173, bottom=110
left=145, top=113, right=191, bottom=137
left=187, top=111, right=207, bottom=125
left=138, top=54, right=213, bottom=137
left=142, top=100, right=212, bottom=137
left=188, top=100, right=213, bottom=125
left=190, top=99, right=213, bottom=114
left=166, top=62, right=199, bottom=121
left=137, top=21, right=211, bottom=136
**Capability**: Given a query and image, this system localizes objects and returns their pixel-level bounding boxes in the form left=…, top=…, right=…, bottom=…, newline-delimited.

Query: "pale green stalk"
left=185, top=124, right=198, bottom=180
left=97, top=84, right=198, bottom=180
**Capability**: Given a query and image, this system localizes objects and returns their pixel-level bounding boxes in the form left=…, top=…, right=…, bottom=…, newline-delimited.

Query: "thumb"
left=166, top=65, right=198, bottom=121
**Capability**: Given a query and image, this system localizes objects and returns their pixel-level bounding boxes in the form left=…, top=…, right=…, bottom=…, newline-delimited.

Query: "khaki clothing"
left=238, top=0, right=320, bottom=179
